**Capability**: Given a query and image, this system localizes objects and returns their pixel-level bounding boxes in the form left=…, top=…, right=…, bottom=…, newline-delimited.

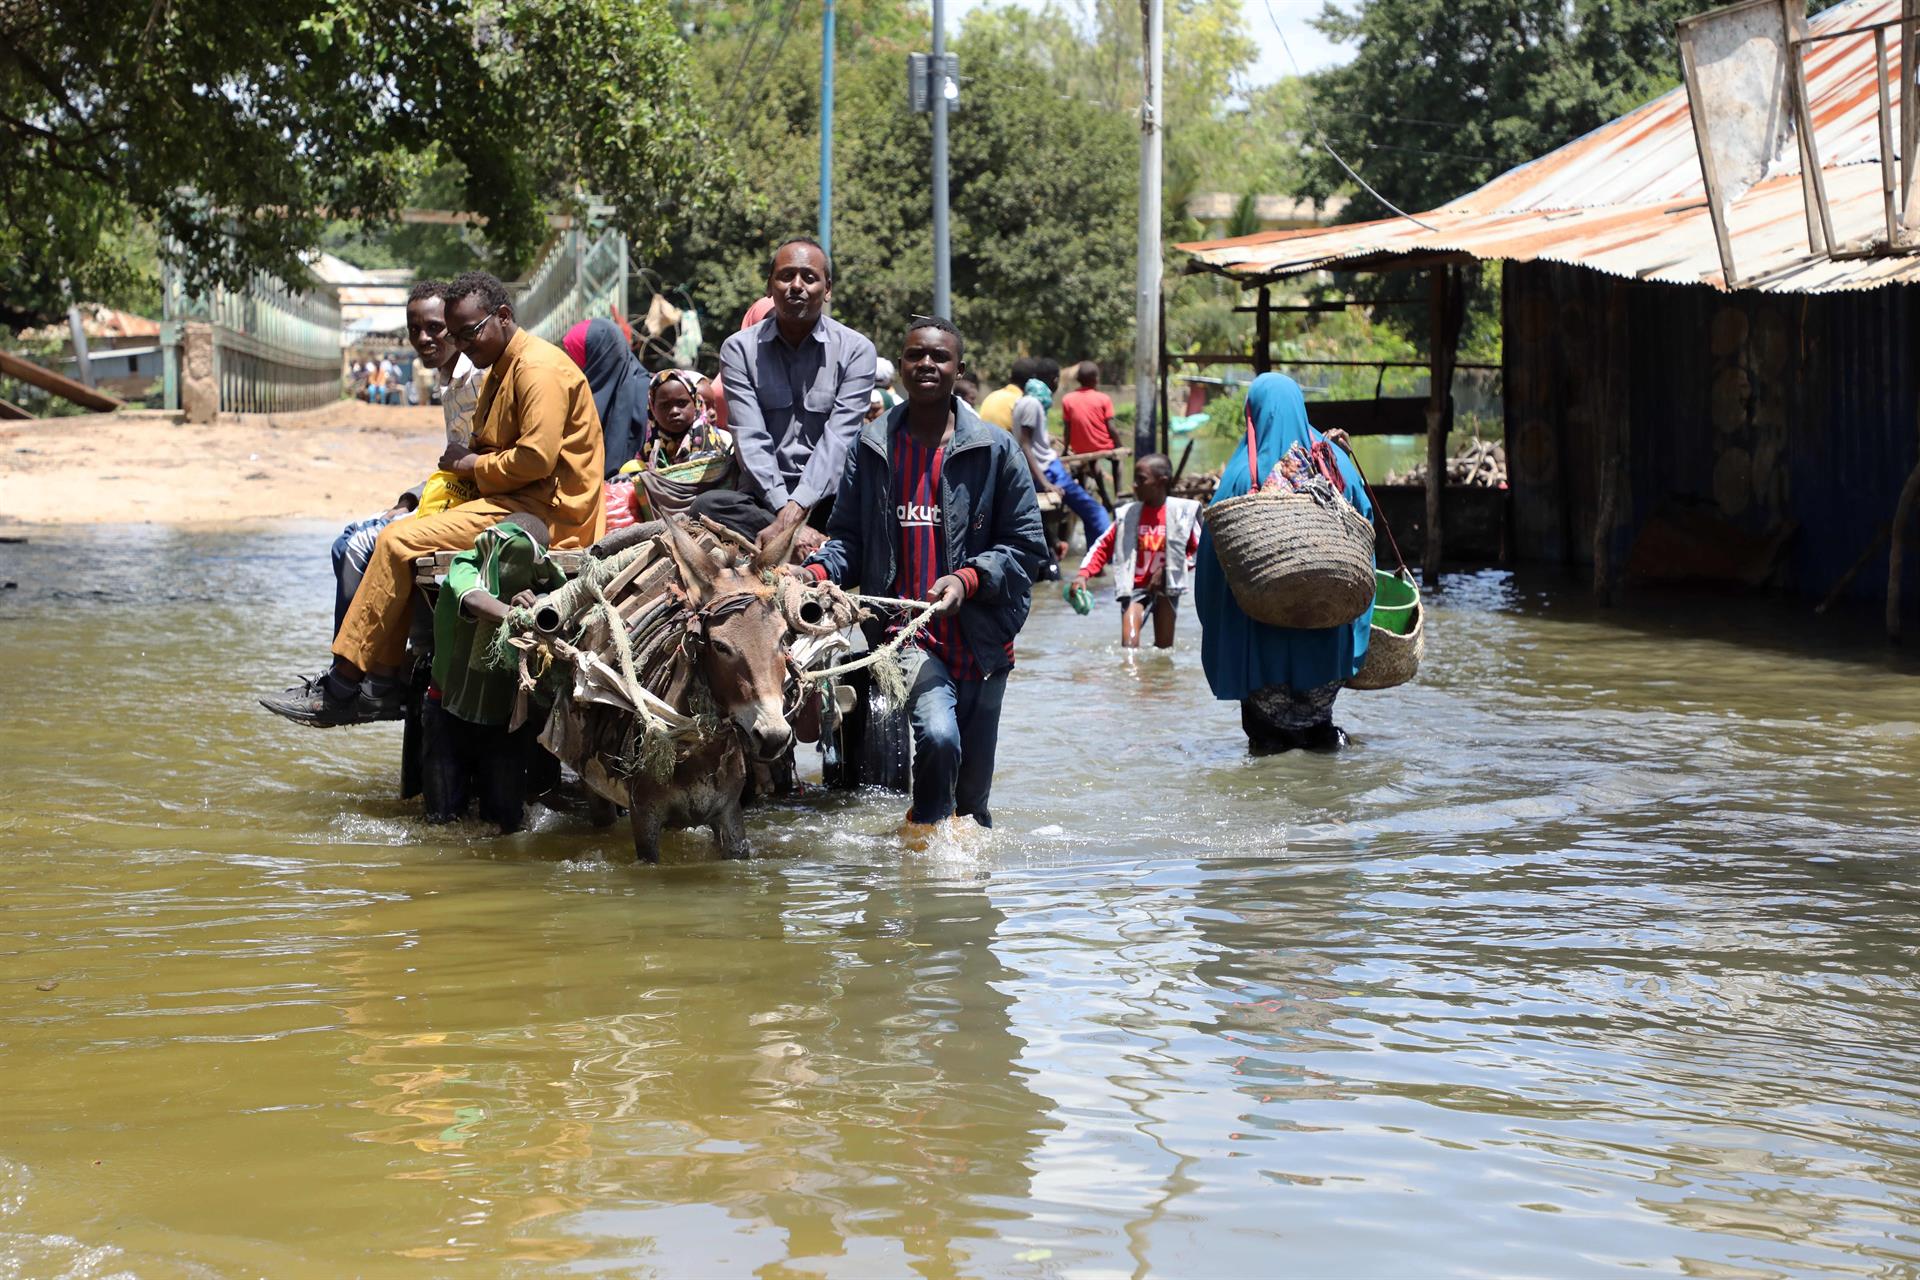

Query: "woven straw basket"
left=1203, top=485, right=1377, bottom=630
left=1347, top=600, right=1423, bottom=690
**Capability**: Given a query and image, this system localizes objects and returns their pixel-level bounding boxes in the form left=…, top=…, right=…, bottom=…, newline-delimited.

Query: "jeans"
left=1043, top=458, right=1111, bottom=541
left=906, top=650, right=1010, bottom=827
left=331, top=510, right=401, bottom=634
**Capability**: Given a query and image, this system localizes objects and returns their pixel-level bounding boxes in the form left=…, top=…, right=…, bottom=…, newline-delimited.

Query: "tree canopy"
left=1299, top=0, right=1695, bottom=219
left=0, top=0, right=724, bottom=329
left=651, top=0, right=1142, bottom=378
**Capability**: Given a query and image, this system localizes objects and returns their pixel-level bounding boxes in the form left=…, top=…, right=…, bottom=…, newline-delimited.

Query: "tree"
left=1299, top=0, right=1695, bottom=219
left=651, top=0, right=1139, bottom=377
left=0, top=0, right=726, bottom=329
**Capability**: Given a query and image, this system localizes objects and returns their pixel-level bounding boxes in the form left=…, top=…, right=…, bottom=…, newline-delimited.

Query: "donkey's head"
left=662, top=516, right=798, bottom=762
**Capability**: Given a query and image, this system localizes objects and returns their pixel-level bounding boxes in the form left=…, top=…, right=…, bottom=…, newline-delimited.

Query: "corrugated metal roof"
left=1177, top=0, right=1920, bottom=293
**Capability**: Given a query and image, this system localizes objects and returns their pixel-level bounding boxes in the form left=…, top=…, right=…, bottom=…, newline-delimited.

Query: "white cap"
left=874, top=357, right=896, bottom=387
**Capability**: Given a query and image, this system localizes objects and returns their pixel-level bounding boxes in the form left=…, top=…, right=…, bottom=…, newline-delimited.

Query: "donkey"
left=627, top=516, right=799, bottom=862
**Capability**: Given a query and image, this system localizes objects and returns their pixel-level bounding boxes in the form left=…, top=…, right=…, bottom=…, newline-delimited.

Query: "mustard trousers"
left=331, top=500, right=526, bottom=673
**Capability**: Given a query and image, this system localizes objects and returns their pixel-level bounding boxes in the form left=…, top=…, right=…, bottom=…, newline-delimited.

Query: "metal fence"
left=162, top=259, right=343, bottom=414
left=514, top=226, right=629, bottom=343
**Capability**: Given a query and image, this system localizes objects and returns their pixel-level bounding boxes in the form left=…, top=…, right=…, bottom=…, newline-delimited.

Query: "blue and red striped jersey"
left=890, top=424, right=983, bottom=679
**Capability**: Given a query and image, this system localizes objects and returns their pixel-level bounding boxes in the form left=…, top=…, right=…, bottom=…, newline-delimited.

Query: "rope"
left=485, top=539, right=657, bottom=669
left=794, top=593, right=942, bottom=702
left=1343, top=450, right=1414, bottom=581
left=588, top=575, right=681, bottom=779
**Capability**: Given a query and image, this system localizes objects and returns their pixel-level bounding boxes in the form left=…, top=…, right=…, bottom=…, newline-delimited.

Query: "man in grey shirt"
left=694, top=237, right=876, bottom=557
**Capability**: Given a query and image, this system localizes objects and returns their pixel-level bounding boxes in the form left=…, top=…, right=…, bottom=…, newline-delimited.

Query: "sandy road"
left=0, top=401, right=443, bottom=528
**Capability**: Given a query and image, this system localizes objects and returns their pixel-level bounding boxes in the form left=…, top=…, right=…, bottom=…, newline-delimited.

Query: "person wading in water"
left=794, top=317, right=1049, bottom=835
left=1193, top=372, right=1375, bottom=751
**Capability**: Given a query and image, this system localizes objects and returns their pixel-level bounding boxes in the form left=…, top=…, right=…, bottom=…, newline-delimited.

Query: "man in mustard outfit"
left=263, top=271, right=605, bottom=727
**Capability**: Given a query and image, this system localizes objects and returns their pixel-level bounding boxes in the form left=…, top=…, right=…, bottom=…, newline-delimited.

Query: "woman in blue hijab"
left=563, top=318, right=651, bottom=476
left=1193, top=373, right=1374, bottom=752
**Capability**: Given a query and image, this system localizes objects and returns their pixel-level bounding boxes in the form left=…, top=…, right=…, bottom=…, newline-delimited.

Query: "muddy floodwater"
left=4, top=523, right=1920, bottom=1278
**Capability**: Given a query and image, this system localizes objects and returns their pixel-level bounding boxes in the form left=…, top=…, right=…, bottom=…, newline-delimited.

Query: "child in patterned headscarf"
left=623, top=369, right=737, bottom=520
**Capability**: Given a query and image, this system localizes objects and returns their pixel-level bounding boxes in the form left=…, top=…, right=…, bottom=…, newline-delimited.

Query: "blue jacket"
left=806, top=396, right=1049, bottom=676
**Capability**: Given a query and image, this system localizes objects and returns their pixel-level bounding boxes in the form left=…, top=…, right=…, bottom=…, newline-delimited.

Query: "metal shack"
left=1178, top=0, right=1920, bottom=627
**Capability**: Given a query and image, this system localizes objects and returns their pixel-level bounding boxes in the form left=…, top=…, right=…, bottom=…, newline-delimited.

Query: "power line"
left=727, top=0, right=806, bottom=135
left=1262, top=0, right=1439, bottom=231
left=715, top=2, right=776, bottom=129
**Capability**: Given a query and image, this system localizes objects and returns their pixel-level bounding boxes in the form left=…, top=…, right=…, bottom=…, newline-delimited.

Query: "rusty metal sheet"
left=1175, top=0, right=1920, bottom=295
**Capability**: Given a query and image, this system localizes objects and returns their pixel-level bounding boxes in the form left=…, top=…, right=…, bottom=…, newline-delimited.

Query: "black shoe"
left=276, top=666, right=333, bottom=699
left=359, top=678, right=406, bottom=722
left=260, top=670, right=363, bottom=727
left=1302, top=723, right=1349, bottom=753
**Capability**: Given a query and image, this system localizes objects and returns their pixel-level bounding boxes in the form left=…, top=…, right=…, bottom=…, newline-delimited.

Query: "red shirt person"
left=1059, top=360, right=1118, bottom=454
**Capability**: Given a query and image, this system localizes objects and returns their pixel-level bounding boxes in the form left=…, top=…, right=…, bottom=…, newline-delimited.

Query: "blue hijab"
left=579, top=319, right=650, bottom=477
left=1194, top=373, right=1374, bottom=700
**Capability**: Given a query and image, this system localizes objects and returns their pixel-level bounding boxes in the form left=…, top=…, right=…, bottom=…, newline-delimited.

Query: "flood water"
left=4, top=523, right=1920, bottom=1278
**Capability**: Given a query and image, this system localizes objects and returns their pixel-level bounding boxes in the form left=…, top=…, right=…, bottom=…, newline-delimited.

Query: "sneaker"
left=359, top=678, right=406, bottom=722
left=259, top=670, right=363, bottom=727
left=276, top=666, right=333, bottom=699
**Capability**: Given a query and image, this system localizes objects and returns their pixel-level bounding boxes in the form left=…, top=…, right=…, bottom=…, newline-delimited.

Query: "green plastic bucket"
left=1371, top=570, right=1419, bottom=636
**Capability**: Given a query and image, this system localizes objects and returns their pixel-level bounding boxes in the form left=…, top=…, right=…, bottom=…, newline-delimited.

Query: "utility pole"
left=1132, top=0, right=1163, bottom=458
left=819, top=0, right=835, bottom=256
left=931, top=0, right=952, bottom=317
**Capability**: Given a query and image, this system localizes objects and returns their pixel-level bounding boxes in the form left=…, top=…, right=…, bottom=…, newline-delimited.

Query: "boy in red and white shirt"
left=1072, top=454, right=1201, bottom=649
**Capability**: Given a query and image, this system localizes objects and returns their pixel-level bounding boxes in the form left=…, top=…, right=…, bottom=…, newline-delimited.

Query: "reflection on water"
left=2, top=524, right=1920, bottom=1277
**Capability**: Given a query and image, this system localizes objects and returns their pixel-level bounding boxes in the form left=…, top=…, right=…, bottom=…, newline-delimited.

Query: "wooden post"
left=1421, top=266, right=1459, bottom=584
left=1888, top=458, right=1920, bottom=639
left=1592, top=280, right=1631, bottom=603
left=1254, top=284, right=1272, bottom=374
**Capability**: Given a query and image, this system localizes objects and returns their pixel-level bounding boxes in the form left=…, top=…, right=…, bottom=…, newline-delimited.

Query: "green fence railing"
left=514, top=226, right=629, bottom=344
left=162, top=258, right=343, bottom=414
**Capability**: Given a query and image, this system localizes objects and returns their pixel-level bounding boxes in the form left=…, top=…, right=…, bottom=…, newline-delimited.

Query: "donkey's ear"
left=752, top=514, right=803, bottom=575
left=661, top=515, right=717, bottom=603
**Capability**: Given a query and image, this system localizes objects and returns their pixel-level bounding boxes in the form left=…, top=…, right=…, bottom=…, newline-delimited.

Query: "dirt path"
left=0, top=402, right=444, bottom=527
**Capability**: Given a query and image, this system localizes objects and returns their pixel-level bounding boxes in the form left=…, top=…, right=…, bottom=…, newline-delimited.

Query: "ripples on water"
left=3, top=524, right=1920, bottom=1277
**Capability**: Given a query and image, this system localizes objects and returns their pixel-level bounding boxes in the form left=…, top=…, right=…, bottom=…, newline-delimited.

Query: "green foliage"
left=0, top=0, right=725, bottom=329
left=320, top=159, right=493, bottom=280
left=654, top=3, right=1138, bottom=378
left=1299, top=0, right=1695, bottom=217
left=1203, top=385, right=1247, bottom=438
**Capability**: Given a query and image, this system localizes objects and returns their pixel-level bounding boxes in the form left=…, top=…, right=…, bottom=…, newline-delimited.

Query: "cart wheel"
left=585, top=792, right=621, bottom=828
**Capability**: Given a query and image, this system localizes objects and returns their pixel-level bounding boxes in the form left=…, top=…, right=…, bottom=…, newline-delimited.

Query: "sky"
left=944, top=0, right=1356, bottom=86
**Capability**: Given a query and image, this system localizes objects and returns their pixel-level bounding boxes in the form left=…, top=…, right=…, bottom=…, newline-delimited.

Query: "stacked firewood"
left=1388, top=438, right=1507, bottom=488
left=1172, top=468, right=1221, bottom=503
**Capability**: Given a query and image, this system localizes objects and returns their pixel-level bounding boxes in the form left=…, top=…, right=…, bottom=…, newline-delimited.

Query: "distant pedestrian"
left=1060, top=361, right=1119, bottom=454
left=976, top=357, right=1032, bottom=433
left=1012, top=357, right=1110, bottom=545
